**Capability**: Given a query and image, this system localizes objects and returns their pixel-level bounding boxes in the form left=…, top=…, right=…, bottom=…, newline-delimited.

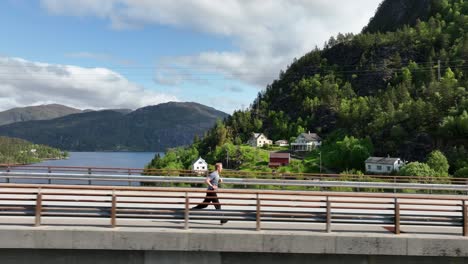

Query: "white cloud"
left=0, top=56, right=177, bottom=111
left=41, top=0, right=382, bottom=87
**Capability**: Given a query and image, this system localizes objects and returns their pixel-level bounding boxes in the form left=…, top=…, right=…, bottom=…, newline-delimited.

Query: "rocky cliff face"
left=363, top=0, right=433, bottom=33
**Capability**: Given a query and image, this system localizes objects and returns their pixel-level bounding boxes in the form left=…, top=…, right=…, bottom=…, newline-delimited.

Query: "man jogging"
left=192, top=162, right=228, bottom=224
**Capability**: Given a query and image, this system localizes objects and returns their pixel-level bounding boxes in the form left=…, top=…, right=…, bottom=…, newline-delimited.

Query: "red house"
left=269, top=153, right=290, bottom=168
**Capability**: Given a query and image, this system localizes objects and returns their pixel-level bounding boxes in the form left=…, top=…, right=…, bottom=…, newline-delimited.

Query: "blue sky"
left=0, top=0, right=382, bottom=113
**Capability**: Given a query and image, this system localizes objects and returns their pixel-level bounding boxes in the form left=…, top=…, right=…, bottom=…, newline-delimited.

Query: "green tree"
left=454, top=167, right=468, bottom=178
left=426, top=150, right=450, bottom=176
left=323, top=136, right=373, bottom=171
left=399, top=162, right=437, bottom=177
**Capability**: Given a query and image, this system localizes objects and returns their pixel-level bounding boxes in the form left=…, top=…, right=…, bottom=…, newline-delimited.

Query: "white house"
left=290, top=132, right=321, bottom=151
left=247, top=133, right=272, bottom=147
left=275, top=140, right=289, bottom=147
left=192, top=157, right=208, bottom=173
left=365, top=157, right=404, bottom=174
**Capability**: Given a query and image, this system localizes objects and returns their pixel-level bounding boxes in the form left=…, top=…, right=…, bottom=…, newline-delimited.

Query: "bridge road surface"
left=0, top=186, right=464, bottom=237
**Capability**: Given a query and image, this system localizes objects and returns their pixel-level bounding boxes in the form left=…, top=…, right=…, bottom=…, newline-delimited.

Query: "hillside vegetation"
left=148, top=0, right=467, bottom=177
left=0, top=136, right=67, bottom=164
left=0, top=102, right=228, bottom=151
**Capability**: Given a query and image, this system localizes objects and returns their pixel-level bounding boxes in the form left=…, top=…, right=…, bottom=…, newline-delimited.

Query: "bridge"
left=0, top=166, right=468, bottom=263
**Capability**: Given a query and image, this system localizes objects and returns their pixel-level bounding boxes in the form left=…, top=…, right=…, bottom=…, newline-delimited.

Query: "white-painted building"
left=275, top=140, right=289, bottom=147
left=247, top=133, right=273, bottom=147
left=290, top=132, right=321, bottom=151
left=365, top=157, right=404, bottom=174
left=192, top=157, right=208, bottom=173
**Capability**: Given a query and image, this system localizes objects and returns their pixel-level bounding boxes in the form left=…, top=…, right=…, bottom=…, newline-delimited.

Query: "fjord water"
left=31, top=152, right=160, bottom=168
left=6, top=152, right=162, bottom=186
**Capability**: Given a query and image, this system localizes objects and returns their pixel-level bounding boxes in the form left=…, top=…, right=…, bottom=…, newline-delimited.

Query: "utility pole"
left=437, top=59, right=441, bottom=81
left=226, top=150, right=229, bottom=169
left=319, top=152, right=322, bottom=173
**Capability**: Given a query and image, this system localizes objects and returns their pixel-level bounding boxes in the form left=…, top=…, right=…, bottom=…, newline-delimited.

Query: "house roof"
left=251, top=132, right=269, bottom=139
left=365, top=157, right=401, bottom=165
left=298, top=132, right=321, bottom=141
left=192, top=157, right=207, bottom=165
left=269, top=153, right=290, bottom=159
left=275, top=140, right=288, bottom=143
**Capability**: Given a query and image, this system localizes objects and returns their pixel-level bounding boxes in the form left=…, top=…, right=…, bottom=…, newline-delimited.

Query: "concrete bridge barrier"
left=0, top=227, right=468, bottom=264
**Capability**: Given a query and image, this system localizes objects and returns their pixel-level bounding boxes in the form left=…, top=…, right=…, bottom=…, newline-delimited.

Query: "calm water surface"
left=5, top=152, right=163, bottom=186
left=31, top=152, right=161, bottom=168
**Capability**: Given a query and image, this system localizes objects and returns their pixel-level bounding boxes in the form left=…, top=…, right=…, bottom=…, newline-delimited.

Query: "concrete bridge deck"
left=0, top=224, right=468, bottom=263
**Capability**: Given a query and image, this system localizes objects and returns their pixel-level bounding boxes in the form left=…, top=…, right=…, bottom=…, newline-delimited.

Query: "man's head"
left=215, top=162, right=223, bottom=172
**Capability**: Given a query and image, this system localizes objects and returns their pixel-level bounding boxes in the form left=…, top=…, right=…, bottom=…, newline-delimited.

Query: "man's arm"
left=205, top=176, right=217, bottom=189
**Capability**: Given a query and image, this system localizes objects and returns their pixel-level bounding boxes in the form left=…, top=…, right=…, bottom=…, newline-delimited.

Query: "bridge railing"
left=1, top=171, right=468, bottom=193
left=1, top=165, right=467, bottom=186
left=0, top=183, right=467, bottom=236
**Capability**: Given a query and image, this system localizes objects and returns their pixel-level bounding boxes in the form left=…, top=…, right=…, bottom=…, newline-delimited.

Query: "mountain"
left=0, top=102, right=228, bottom=151
left=0, top=104, right=82, bottom=126
left=193, top=0, right=468, bottom=173
left=363, top=0, right=432, bottom=33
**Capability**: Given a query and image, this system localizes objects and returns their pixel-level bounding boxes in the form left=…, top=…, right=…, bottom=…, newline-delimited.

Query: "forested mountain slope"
left=189, top=0, right=467, bottom=174
left=0, top=102, right=228, bottom=151
left=0, top=104, right=82, bottom=126
left=0, top=136, right=67, bottom=164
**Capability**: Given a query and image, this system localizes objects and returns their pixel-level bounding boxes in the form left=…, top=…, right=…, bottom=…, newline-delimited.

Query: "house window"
left=387, top=166, right=391, bottom=171
left=367, top=165, right=371, bottom=170
left=201, top=166, right=205, bottom=170
left=377, top=165, right=382, bottom=171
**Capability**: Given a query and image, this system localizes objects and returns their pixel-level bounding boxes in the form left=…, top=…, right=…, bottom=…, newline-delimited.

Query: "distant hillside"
left=0, top=102, right=228, bottom=151
left=0, top=136, right=67, bottom=164
left=0, top=104, right=82, bottom=126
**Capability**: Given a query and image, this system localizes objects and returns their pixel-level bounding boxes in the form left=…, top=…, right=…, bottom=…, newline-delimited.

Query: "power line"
left=0, top=60, right=465, bottom=82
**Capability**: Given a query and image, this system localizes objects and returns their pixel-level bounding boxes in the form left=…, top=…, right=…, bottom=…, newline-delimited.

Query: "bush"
left=426, top=150, right=449, bottom=176
left=454, top=167, right=468, bottom=178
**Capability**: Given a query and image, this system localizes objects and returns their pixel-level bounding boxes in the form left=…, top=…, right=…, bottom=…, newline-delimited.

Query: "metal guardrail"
left=0, top=183, right=467, bottom=236
left=1, top=165, right=467, bottom=185
left=1, top=171, right=468, bottom=192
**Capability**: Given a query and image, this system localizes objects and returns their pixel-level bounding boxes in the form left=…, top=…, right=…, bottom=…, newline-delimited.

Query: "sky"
left=0, top=0, right=382, bottom=114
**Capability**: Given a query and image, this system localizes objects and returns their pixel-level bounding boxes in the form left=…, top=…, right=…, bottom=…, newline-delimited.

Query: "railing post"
left=463, top=200, right=467, bottom=237
left=48, top=167, right=51, bottom=173
left=256, top=193, right=261, bottom=231
left=111, top=192, right=117, bottom=228
left=393, top=176, right=396, bottom=193
left=184, top=192, right=189, bottom=230
left=6, top=166, right=10, bottom=173
left=88, top=168, right=92, bottom=175
left=35, top=191, right=42, bottom=227
left=394, top=198, right=400, bottom=235
left=326, top=196, right=331, bottom=233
